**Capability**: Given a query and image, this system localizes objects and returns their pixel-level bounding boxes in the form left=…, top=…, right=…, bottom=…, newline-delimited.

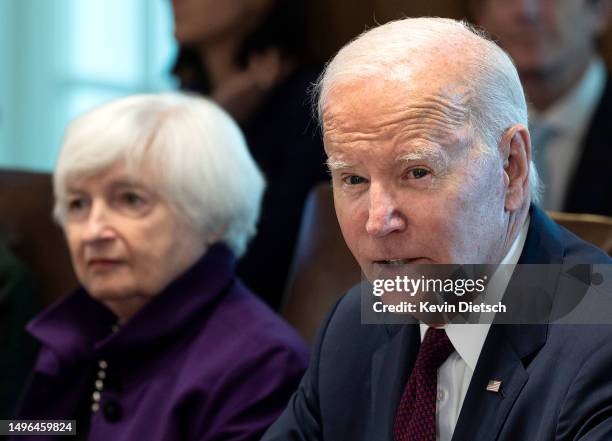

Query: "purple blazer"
left=14, top=244, right=308, bottom=440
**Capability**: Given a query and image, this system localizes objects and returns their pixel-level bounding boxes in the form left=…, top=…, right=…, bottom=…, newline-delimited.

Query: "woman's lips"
left=87, top=259, right=123, bottom=271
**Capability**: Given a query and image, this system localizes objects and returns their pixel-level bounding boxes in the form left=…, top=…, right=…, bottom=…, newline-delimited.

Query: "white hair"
left=314, top=17, right=542, bottom=203
left=53, top=93, right=266, bottom=258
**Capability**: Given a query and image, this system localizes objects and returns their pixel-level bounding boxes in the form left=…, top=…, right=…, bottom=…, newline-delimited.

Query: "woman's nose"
left=82, top=201, right=116, bottom=243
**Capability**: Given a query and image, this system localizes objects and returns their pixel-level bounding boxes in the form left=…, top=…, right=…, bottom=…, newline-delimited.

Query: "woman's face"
left=172, top=0, right=272, bottom=47
left=62, top=162, right=206, bottom=321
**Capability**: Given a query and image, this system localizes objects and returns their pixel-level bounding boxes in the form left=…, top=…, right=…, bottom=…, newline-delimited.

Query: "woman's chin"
left=87, top=288, right=150, bottom=323
left=86, top=282, right=137, bottom=303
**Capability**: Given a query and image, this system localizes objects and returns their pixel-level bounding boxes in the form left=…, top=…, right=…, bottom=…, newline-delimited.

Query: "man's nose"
left=83, top=202, right=116, bottom=243
left=365, top=186, right=406, bottom=237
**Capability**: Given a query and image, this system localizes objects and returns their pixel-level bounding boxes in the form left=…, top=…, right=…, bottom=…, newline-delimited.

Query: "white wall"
left=0, top=0, right=177, bottom=172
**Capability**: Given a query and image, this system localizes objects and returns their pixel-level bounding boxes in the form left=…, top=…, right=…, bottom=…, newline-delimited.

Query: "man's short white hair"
left=314, top=17, right=541, bottom=202
left=54, top=93, right=265, bottom=258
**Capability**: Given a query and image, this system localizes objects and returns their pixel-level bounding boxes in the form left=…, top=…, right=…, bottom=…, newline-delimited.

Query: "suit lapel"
left=368, top=324, right=420, bottom=441
left=451, top=324, right=546, bottom=441
left=366, top=207, right=562, bottom=441
left=453, top=207, right=558, bottom=440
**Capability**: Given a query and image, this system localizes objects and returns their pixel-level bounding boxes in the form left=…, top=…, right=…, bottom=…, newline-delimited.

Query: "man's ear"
left=500, top=124, right=531, bottom=212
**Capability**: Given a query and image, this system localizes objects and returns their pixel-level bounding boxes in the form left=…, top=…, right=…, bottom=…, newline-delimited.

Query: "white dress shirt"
left=529, top=57, right=606, bottom=211
left=419, top=216, right=530, bottom=441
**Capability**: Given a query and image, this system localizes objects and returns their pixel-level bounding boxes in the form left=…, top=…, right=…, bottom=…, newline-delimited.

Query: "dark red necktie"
left=393, top=327, right=455, bottom=441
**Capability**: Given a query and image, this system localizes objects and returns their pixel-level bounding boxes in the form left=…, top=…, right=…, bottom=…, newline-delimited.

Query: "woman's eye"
left=343, top=175, right=367, bottom=185
left=68, top=198, right=87, bottom=212
left=408, top=168, right=430, bottom=179
left=114, top=190, right=153, bottom=216
left=65, top=197, right=90, bottom=221
left=121, top=192, right=144, bottom=205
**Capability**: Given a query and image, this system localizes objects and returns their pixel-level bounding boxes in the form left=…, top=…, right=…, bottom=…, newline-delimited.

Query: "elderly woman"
left=13, top=94, right=308, bottom=441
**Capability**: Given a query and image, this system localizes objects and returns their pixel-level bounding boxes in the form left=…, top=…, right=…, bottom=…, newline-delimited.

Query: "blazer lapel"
left=452, top=206, right=558, bottom=440
left=368, top=324, right=420, bottom=441
left=368, top=207, right=561, bottom=441
left=451, top=324, right=547, bottom=441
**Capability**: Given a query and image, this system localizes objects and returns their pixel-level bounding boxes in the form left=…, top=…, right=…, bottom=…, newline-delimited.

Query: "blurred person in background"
left=171, top=0, right=329, bottom=309
left=0, top=241, right=39, bottom=420
left=13, top=93, right=308, bottom=441
left=471, top=0, right=612, bottom=215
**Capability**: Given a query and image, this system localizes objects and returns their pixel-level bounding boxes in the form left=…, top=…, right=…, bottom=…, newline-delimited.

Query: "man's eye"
left=343, top=175, right=367, bottom=185
left=408, top=168, right=430, bottom=179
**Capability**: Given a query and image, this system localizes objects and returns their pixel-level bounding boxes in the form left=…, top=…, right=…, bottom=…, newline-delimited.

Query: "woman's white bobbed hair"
left=53, top=93, right=266, bottom=258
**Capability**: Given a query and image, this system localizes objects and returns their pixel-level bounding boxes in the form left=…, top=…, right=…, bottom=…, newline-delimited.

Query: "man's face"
left=323, top=77, right=509, bottom=281
left=475, top=0, right=606, bottom=76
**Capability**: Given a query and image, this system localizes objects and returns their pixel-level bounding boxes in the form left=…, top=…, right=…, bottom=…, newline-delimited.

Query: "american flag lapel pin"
left=486, top=379, right=502, bottom=393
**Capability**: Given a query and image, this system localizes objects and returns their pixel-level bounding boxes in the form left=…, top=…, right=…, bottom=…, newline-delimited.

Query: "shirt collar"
left=419, top=215, right=530, bottom=371
left=529, top=57, right=606, bottom=137
left=27, top=243, right=236, bottom=365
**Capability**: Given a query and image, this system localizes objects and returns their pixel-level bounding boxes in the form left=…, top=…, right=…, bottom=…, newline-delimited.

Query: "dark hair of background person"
left=170, top=0, right=330, bottom=311
left=172, top=0, right=313, bottom=93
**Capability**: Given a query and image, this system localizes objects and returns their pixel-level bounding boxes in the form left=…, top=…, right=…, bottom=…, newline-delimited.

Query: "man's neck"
left=502, top=202, right=530, bottom=261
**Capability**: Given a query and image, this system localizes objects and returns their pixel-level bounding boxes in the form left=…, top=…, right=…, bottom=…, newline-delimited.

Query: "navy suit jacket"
left=262, top=206, right=612, bottom=440
left=563, top=75, right=612, bottom=216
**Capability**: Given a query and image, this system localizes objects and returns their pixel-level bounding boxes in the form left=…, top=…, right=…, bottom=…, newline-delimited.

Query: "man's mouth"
left=374, top=258, right=423, bottom=265
left=379, top=259, right=408, bottom=266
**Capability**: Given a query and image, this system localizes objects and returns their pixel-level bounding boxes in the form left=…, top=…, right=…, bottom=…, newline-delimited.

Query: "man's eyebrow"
left=326, top=157, right=354, bottom=171
left=397, top=146, right=449, bottom=170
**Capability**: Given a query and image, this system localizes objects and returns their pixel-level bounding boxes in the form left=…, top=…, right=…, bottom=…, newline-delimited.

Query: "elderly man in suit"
left=262, top=17, right=612, bottom=441
left=471, top=0, right=612, bottom=215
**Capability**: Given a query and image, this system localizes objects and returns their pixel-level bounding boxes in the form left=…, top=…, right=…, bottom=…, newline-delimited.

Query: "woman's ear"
left=500, top=124, right=531, bottom=212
